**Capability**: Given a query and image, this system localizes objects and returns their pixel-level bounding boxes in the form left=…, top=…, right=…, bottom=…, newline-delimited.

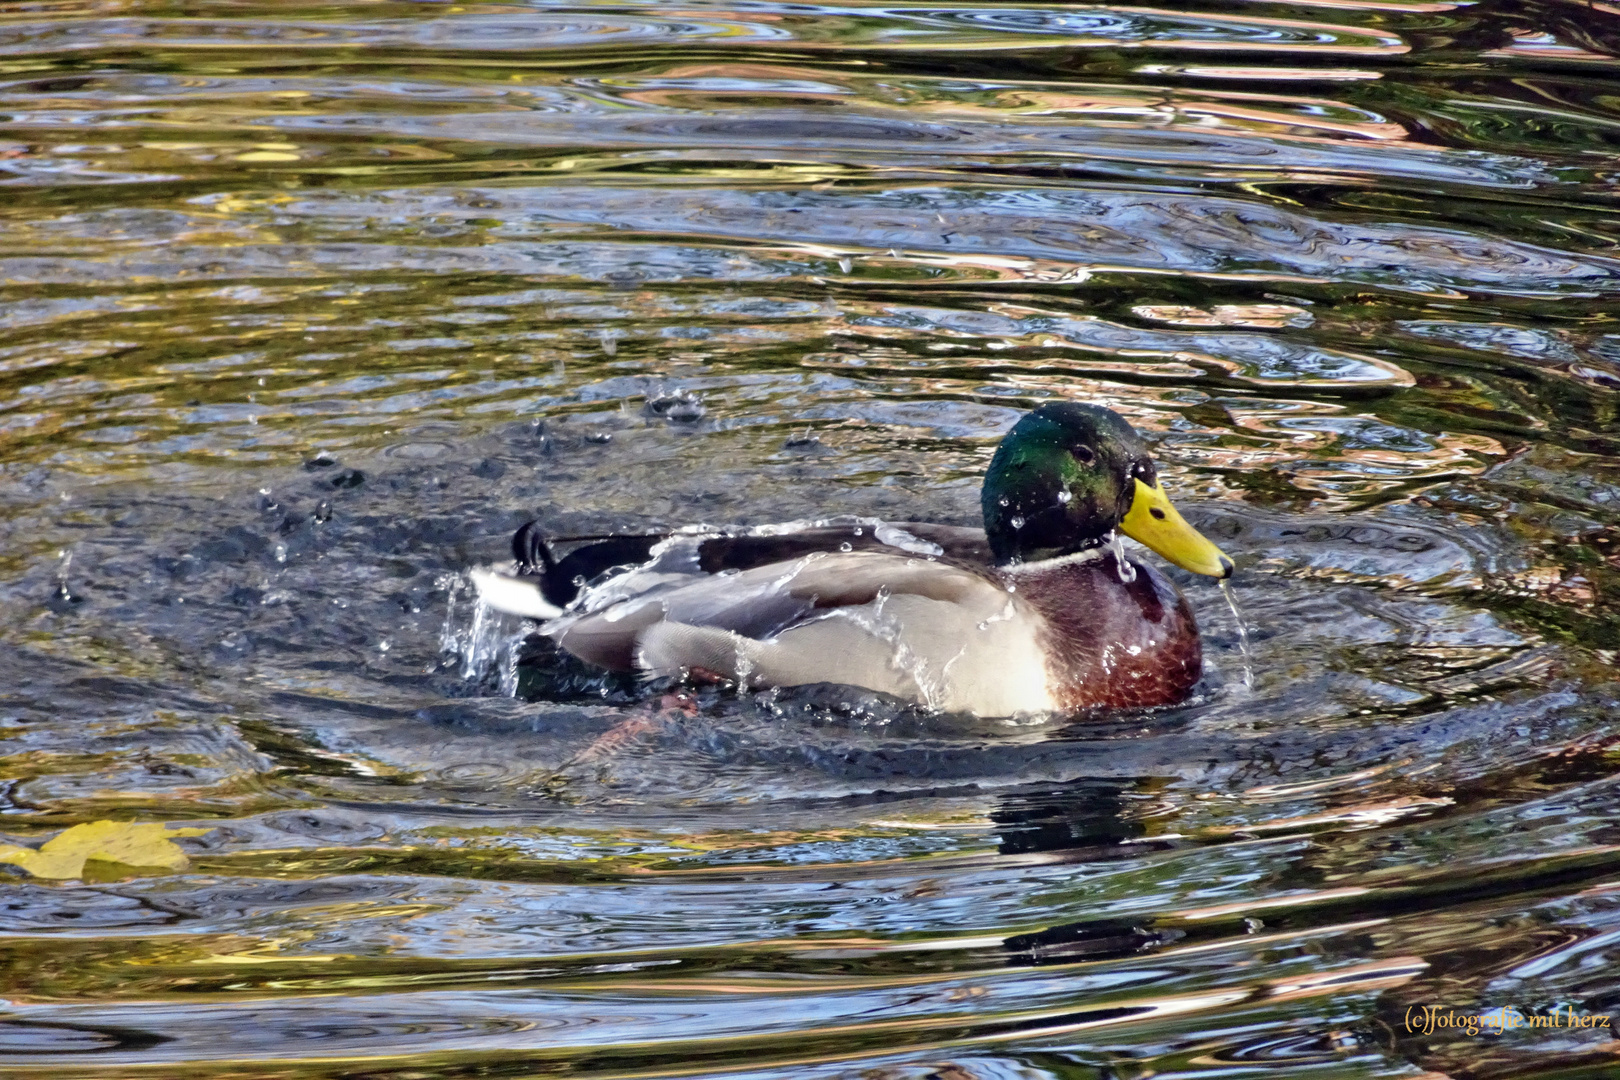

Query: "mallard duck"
left=471, top=402, right=1234, bottom=716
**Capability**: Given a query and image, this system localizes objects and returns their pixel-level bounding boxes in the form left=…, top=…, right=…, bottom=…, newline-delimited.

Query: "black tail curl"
left=510, top=520, right=663, bottom=610
left=511, top=520, right=558, bottom=576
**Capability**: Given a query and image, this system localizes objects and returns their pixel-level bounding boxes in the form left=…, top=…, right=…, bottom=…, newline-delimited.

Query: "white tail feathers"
left=469, top=568, right=563, bottom=620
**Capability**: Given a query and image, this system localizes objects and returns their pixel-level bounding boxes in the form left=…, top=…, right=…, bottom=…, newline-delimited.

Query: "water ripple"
left=4, top=0, right=1620, bottom=1076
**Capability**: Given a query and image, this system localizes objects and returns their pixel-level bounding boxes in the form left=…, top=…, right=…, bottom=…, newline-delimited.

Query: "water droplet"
left=1057, top=490, right=1072, bottom=504
left=839, top=541, right=853, bottom=552
left=1009, top=515, right=1024, bottom=529
left=1108, top=534, right=1136, bottom=584
left=1220, top=577, right=1254, bottom=690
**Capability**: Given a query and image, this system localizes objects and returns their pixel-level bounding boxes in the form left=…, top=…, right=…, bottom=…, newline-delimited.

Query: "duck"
left=470, top=402, right=1234, bottom=716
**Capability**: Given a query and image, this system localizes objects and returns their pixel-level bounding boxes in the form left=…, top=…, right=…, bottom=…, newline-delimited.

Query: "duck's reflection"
left=993, top=777, right=1190, bottom=965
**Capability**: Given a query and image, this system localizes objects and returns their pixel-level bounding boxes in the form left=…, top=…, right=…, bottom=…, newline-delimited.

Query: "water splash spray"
left=1107, top=533, right=1136, bottom=584
left=440, top=572, right=530, bottom=695
left=1219, top=577, right=1254, bottom=690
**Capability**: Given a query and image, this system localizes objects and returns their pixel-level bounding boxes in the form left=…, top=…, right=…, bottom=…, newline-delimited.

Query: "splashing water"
left=7, top=1, right=1620, bottom=1076
left=437, top=573, right=464, bottom=657
left=441, top=572, right=530, bottom=691
left=1108, top=533, right=1137, bottom=584
left=1219, top=577, right=1254, bottom=690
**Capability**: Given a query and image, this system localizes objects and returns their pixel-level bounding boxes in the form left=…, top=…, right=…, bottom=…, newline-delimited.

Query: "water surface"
left=4, top=1, right=1620, bottom=1077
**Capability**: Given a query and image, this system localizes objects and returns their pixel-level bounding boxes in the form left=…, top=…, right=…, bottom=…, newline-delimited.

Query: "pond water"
left=4, top=1, right=1620, bottom=1077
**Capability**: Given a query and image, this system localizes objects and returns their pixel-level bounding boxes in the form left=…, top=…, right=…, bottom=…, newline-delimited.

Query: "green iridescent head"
left=981, top=402, right=1233, bottom=577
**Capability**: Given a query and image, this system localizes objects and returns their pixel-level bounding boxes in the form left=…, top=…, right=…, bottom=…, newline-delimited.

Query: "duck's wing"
left=555, top=550, right=1055, bottom=714
left=473, top=520, right=991, bottom=618
left=692, top=522, right=990, bottom=573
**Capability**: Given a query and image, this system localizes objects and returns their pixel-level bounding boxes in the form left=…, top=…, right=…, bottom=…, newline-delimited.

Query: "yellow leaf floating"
left=0, top=820, right=213, bottom=880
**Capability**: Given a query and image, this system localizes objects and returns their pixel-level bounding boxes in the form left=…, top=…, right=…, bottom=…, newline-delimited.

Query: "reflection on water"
left=3, top=0, right=1620, bottom=1077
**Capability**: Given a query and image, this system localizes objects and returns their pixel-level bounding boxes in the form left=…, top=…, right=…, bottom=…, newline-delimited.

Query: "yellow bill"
left=1119, top=478, right=1234, bottom=578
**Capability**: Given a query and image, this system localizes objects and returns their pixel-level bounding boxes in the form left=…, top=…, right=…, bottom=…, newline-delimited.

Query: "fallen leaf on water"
left=0, top=820, right=214, bottom=880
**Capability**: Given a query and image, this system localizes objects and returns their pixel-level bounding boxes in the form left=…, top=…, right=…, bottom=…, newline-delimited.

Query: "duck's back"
left=545, top=525, right=1201, bottom=715
left=547, top=539, right=1054, bottom=714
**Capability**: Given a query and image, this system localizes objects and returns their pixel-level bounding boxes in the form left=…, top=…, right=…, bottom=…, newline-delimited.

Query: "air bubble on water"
left=52, top=548, right=76, bottom=600
left=839, top=541, right=853, bottom=552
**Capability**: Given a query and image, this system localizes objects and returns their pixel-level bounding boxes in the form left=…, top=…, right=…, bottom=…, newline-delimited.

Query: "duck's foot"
left=658, top=689, right=703, bottom=716
left=573, top=714, right=664, bottom=766
left=684, top=666, right=732, bottom=688
left=545, top=692, right=697, bottom=782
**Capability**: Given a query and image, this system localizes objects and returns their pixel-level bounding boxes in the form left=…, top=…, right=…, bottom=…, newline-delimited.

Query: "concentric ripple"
left=3, top=0, right=1620, bottom=1078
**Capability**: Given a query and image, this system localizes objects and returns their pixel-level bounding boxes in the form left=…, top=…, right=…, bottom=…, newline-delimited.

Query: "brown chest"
left=1008, top=558, right=1202, bottom=711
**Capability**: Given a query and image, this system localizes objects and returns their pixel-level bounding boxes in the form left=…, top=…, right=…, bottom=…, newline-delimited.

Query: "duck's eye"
left=1073, top=444, right=1096, bottom=465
